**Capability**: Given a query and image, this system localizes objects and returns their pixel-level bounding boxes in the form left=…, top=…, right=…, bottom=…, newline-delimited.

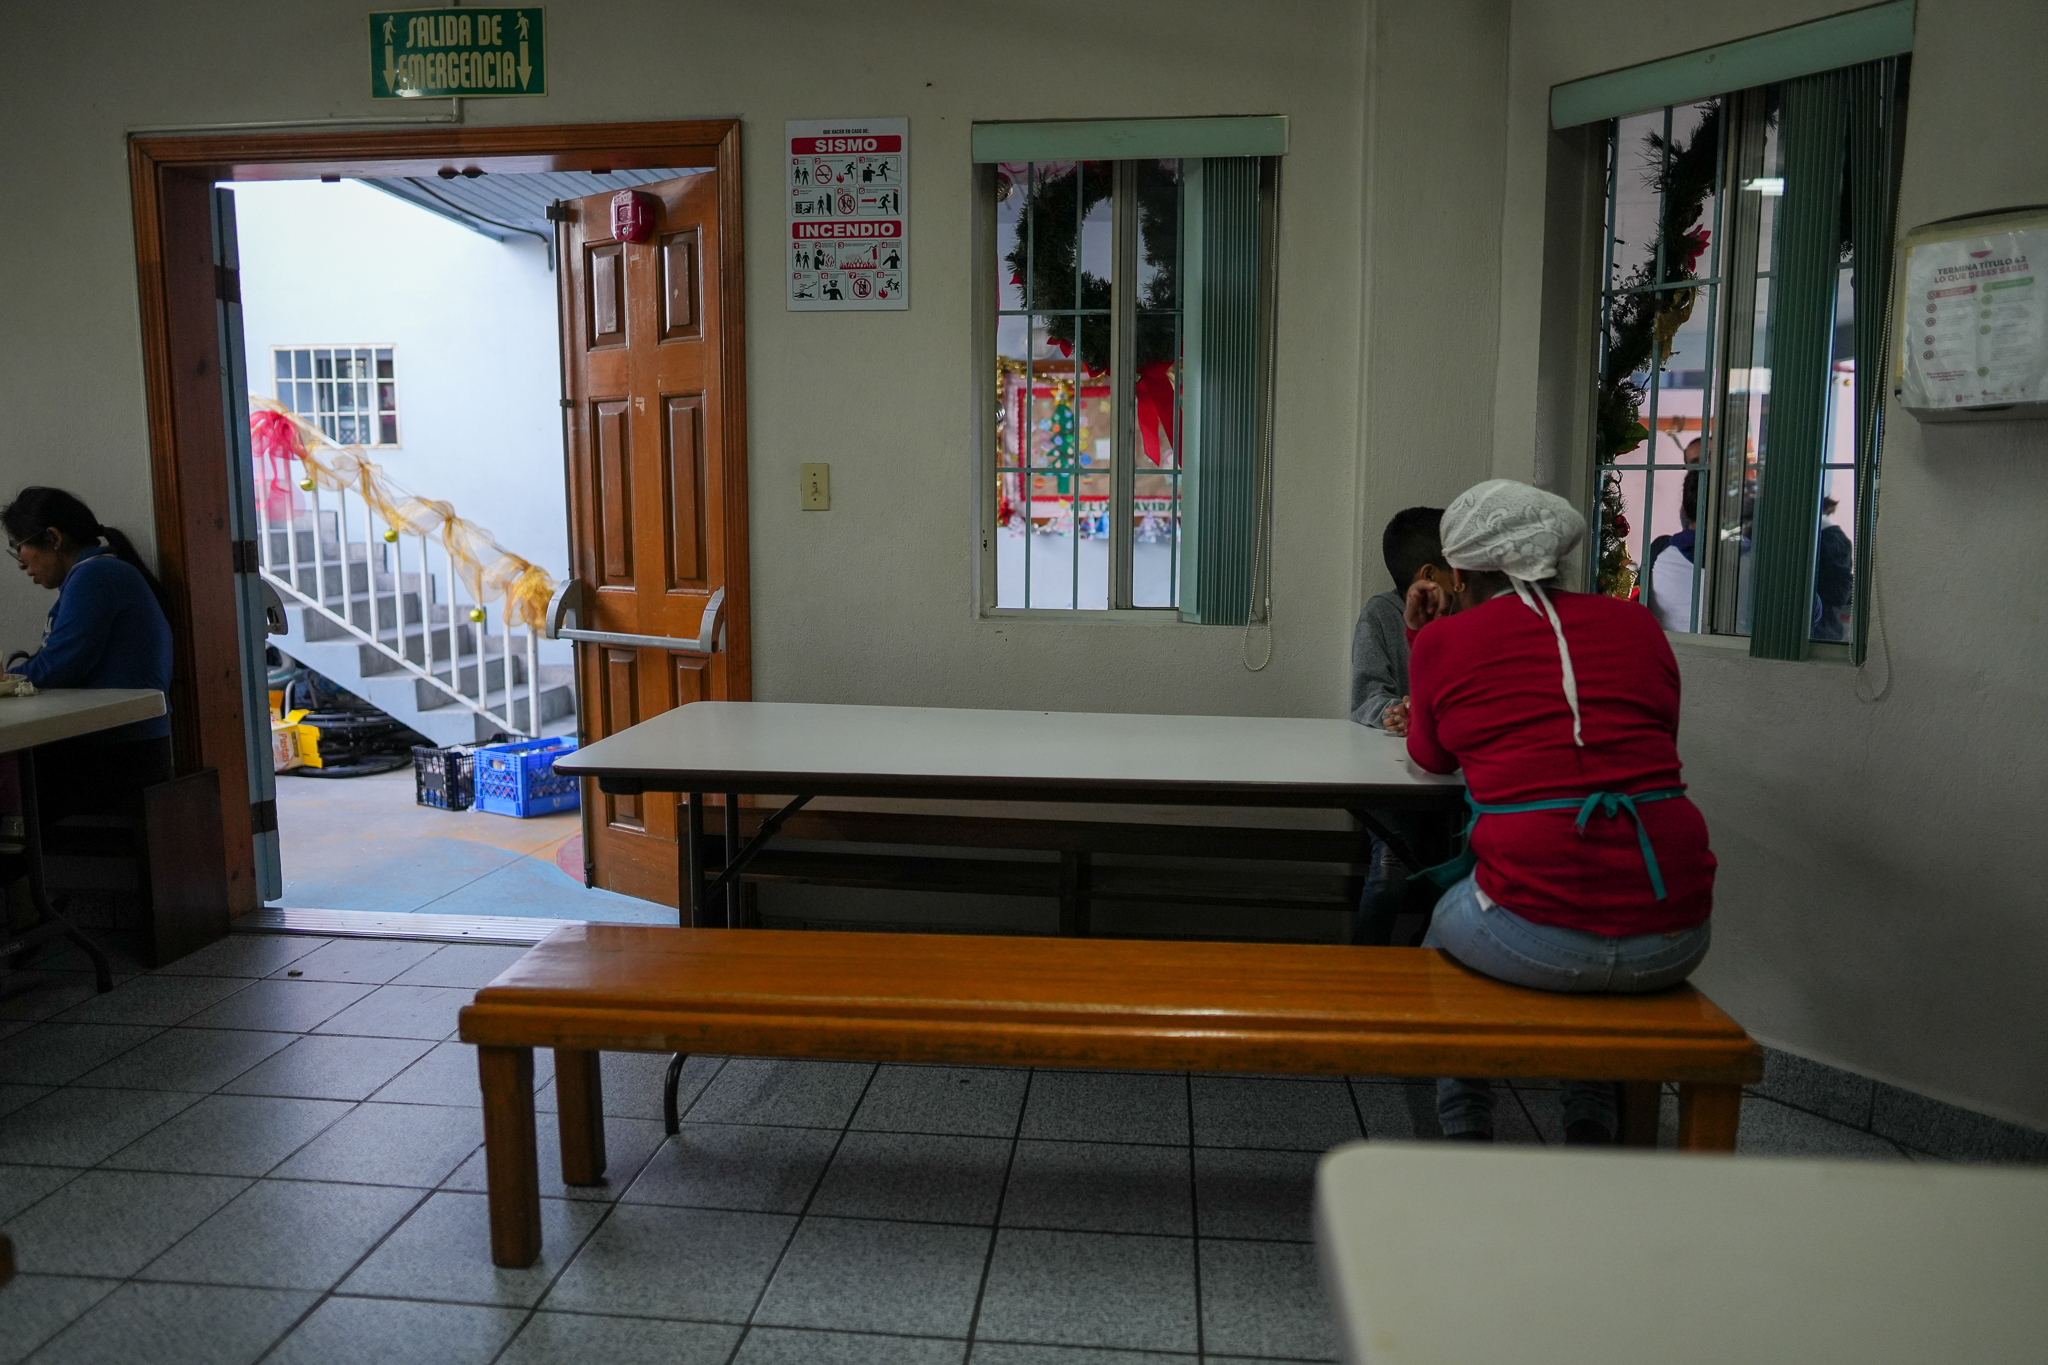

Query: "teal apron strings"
left=1415, top=787, right=1688, bottom=900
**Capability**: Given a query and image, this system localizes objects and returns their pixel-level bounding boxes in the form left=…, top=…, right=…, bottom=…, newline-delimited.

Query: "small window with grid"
left=273, top=346, right=399, bottom=447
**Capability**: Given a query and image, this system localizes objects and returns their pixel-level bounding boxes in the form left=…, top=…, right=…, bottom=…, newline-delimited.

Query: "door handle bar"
left=547, top=580, right=724, bottom=655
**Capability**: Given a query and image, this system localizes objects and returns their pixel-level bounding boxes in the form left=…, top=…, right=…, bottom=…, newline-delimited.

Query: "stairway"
left=264, top=522, right=575, bottom=748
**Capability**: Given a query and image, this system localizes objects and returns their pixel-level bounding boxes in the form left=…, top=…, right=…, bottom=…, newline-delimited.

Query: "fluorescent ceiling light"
left=1743, top=177, right=1785, bottom=196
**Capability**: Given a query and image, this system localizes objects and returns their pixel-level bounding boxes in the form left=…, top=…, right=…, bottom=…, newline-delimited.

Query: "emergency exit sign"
left=368, top=8, right=546, bottom=99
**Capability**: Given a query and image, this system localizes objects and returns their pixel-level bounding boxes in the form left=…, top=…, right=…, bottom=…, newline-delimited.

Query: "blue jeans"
left=1421, top=872, right=1711, bottom=1137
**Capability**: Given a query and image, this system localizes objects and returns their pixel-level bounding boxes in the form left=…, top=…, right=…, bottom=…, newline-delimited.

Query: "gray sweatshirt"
left=1348, top=589, right=1409, bottom=728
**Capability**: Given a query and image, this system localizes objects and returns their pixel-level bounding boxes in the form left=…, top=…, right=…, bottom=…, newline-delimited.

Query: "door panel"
left=561, top=171, right=748, bottom=910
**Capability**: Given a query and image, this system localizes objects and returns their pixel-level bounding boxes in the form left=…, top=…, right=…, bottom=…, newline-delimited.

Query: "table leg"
left=1617, top=1082, right=1662, bottom=1147
left=724, top=791, right=742, bottom=928
left=1676, top=1081, right=1743, bottom=1152
left=554, top=1048, right=608, bottom=1186
left=477, top=1045, right=541, bottom=1267
left=663, top=1051, right=693, bottom=1135
left=685, top=792, right=706, bottom=928
left=9, top=748, right=112, bottom=992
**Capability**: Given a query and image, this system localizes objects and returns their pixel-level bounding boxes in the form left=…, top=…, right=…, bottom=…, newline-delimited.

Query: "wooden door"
left=560, top=172, right=749, bottom=908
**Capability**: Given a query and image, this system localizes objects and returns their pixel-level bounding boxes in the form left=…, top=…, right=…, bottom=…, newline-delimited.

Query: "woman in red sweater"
left=1404, top=480, right=1715, bottom=1144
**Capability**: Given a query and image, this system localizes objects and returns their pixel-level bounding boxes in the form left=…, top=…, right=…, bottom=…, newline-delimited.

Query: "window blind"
left=971, top=117, right=1287, bottom=165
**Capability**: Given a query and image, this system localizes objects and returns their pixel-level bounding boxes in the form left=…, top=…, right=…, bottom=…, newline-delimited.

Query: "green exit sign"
left=369, top=8, right=546, bottom=99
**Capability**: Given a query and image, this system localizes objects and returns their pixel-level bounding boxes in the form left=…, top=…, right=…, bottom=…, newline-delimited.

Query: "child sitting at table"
left=1350, top=506, right=1450, bottom=737
left=1401, top=480, right=1716, bottom=1144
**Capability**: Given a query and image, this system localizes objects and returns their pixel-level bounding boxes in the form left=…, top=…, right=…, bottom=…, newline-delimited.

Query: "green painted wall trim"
left=971, top=116, right=1287, bottom=163
left=1550, top=1, right=1913, bottom=128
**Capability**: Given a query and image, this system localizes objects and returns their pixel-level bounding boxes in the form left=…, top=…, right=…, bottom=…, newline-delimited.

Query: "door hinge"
left=544, top=201, right=572, bottom=222
left=214, top=264, right=240, bottom=304
left=559, top=398, right=574, bottom=409
left=250, top=798, right=278, bottom=835
left=230, top=538, right=259, bottom=574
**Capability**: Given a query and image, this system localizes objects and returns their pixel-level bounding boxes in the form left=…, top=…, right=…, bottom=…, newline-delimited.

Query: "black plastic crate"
left=412, top=745, right=476, bottom=811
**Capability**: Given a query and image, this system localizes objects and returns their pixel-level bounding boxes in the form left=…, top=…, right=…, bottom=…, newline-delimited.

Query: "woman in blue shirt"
left=4, top=487, right=176, bottom=825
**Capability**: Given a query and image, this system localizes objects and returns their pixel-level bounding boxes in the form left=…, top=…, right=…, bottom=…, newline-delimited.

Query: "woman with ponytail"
left=4, top=487, right=175, bottom=825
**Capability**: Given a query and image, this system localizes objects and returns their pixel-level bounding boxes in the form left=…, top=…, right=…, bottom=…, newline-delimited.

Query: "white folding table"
left=555, top=700, right=1464, bottom=928
left=1314, top=1143, right=2048, bottom=1365
left=1, top=688, right=167, bottom=991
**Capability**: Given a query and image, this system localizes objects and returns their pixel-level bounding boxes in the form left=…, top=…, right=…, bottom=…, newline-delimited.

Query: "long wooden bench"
left=458, top=925, right=1763, bottom=1267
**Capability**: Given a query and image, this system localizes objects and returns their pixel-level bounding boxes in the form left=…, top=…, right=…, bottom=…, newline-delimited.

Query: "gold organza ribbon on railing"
left=250, top=398, right=556, bottom=630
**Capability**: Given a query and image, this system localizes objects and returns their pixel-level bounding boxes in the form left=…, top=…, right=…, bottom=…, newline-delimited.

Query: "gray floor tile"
left=182, top=978, right=373, bottom=1034
left=1752, top=1048, right=1876, bottom=1128
left=1204, top=1359, right=1329, bottom=1364
left=736, top=1326, right=966, bottom=1364
left=220, top=1034, right=434, bottom=1102
left=1190, top=1078, right=1362, bottom=1151
left=810, top=1131, right=1011, bottom=1225
left=272, top=1101, right=482, bottom=1187
left=1494, top=1085, right=1550, bottom=1144
left=266, top=937, right=441, bottom=985
left=444, top=1112, right=667, bottom=1202
left=1, top=1162, right=80, bottom=1222
left=389, top=943, right=531, bottom=988
left=1193, top=1147, right=1317, bottom=1241
left=0, top=1084, right=45, bottom=1120
left=340, top=1191, right=605, bottom=1306
left=969, top=1346, right=1195, bottom=1365
left=1001, top=1140, right=1191, bottom=1236
left=1737, top=1096, right=1908, bottom=1158
left=0, top=1274, right=120, bottom=1365
left=152, top=934, right=331, bottom=979
left=139, top=1178, right=422, bottom=1290
left=623, top=1123, right=838, bottom=1213
left=3, top=1168, right=247, bottom=1277
left=1868, top=1084, right=2048, bottom=1163
left=103, top=1094, right=355, bottom=1177
left=501, top=1311, right=741, bottom=1365
left=0, top=973, right=99, bottom=1023
left=74, top=1027, right=296, bottom=1093
left=542, top=1203, right=795, bottom=1321
left=26, top=1280, right=314, bottom=1365
left=753, top=1215, right=990, bottom=1337
left=0, top=1021, right=159, bottom=1085
left=0, top=1085, right=201, bottom=1166
left=976, top=1228, right=1197, bottom=1353
left=536, top=1049, right=707, bottom=1121
left=1020, top=1071, right=1189, bottom=1145
left=1348, top=1080, right=1439, bottom=1141
left=372, top=1041, right=490, bottom=1105
left=0, top=1020, right=25, bottom=1042
left=1197, top=1239, right=1337, bottom=1361
left=52, top=974, right=251, bottom=1028
left=266, top=1296, right=524, bottom=1365
left=686, top=1058, right=874, bottom=1128
left=852, top=1065, right=1028, bottom=1137
left=310, top=984, right=472, bottom=1041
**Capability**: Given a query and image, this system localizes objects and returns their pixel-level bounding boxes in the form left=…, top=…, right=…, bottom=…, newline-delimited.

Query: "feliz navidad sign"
left=368, top=8, right=546, bottom=99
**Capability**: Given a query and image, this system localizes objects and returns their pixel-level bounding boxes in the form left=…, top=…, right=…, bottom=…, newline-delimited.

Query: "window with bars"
left=1589, top=58, right=1905, bottom=660
left=273, top=346, right=399, bottom=447
left=983, top=154, right=1275, bottom=618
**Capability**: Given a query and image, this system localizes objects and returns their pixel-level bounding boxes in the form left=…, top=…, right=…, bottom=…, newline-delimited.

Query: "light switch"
left=800, top=462, right=831, bottom=510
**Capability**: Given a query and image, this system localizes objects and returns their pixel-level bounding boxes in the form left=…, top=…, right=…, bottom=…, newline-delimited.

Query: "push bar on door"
left=546, top=580, right=724, bottom=655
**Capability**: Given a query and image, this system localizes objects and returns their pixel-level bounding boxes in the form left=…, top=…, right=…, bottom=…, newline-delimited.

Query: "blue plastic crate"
left=473, top=736, right=581, bottom=818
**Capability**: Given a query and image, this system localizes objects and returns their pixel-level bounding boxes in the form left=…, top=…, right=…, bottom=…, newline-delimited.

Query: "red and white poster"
left=787, top=117, right=908, bottom=311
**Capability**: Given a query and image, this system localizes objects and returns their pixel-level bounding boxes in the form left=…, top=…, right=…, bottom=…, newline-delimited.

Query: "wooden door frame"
left=129, top=120, right=749, bottom=915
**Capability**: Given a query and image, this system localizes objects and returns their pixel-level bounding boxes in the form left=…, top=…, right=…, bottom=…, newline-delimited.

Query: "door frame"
left=129, top=120, right=749, bottom=915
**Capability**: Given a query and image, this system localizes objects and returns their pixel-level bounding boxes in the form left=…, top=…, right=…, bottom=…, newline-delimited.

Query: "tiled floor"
left=274, top=768, right=665, bottom=923
left=0, top=933, right=2005, bottom=1364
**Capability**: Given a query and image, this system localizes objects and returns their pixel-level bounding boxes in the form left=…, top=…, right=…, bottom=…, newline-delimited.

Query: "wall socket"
left=800, top=462, right=831, bottom=510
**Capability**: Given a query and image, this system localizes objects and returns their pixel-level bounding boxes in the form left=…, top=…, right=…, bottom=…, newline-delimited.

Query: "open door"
left=558, top=171, right=749, bottom=910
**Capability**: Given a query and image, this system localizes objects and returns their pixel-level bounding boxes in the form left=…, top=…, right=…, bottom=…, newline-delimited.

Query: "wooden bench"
left=458, top=924, right=1763, bottom=1267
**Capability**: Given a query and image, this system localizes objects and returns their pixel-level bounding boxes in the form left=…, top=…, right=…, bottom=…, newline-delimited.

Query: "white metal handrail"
left=256, top=471, right=545, bottom=741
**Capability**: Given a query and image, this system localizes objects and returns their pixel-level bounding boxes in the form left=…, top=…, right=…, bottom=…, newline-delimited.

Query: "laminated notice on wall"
left=1896, top=210, right=2048, bottom=422
left=787, top=118, right=908, bottom=311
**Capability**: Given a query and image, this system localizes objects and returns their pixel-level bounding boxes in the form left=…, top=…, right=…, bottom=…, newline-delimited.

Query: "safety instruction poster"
left=1898, top=219, right=2048, bottom=412
left=787, top=118, right=908, bottom=311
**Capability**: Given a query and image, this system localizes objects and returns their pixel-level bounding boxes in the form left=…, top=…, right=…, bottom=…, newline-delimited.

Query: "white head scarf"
left=1439, top=480, right=1589, bottom=746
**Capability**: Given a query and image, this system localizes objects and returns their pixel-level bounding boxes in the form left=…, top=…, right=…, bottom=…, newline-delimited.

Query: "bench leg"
left=1676, top=1081, right=1742, bottom=1152
left=477, top=1045, right=542, bottom=1268
left=1616, top=1082, right=1662, bottom=1147
left=555, top=1049, right=608, bottom=1186
left=663, top=1052, right=692, bottom=1135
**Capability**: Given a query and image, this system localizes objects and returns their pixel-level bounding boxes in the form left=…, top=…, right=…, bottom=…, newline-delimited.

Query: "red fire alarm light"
left=611, top=190, right=657, bottom=243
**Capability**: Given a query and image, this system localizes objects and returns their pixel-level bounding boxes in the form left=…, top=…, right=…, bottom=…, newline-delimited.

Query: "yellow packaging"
left=271, top=708, right=311, bottom=773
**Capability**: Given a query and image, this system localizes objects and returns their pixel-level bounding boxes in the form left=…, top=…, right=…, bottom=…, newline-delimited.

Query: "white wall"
left=233, top=179, right=568, bottom=615
left=1495, top=0, right=2048, bottom=1129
